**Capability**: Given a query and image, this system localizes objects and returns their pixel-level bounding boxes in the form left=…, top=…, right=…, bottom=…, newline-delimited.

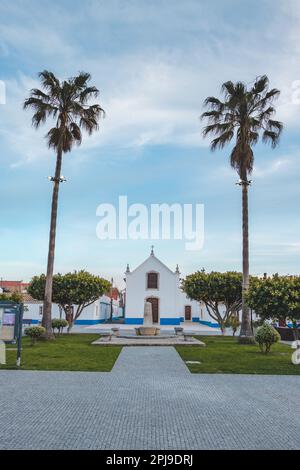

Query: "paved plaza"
left=0, top=346, right=300, bottom=450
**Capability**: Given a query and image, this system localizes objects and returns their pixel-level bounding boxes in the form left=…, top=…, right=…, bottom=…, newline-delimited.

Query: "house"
left=124, top=248, right=215, bottom=326
left=0, top=280, right=29, bottom=293
left=22, top=292, right=122, bottom=325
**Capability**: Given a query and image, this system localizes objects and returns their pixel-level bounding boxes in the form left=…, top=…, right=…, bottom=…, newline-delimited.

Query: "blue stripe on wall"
left=75, top=319, right=106, bottom=325
left=199, top=320, right=220, bottom=328
left=160, top=318, right=180, bottom=325
left=125, top=318, right=181, bottom=326
left=124, top=318, right=144, bottom=325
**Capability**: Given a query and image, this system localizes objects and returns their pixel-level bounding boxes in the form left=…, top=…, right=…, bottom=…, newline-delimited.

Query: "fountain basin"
left=135, top=327, right=160, bottom=336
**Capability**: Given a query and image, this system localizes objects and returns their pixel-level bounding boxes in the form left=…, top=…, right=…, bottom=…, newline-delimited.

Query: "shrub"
left=229, top=316, right=241, bottom=336
left=52, top=319, right=69, bottom=335
left=24, top=326, right=46, bottom=345
left=255, top=323, right=280, bottom=354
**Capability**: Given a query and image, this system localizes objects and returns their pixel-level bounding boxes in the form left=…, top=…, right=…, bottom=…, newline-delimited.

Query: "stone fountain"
left=135, top=301, right=160, bottom=336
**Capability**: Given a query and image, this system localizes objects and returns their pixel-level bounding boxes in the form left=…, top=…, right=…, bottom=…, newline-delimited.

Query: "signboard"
left=0, top=307, right=17, bottom=342
left=0, top=304, right=22, bottom=342
left=0, top=302, right=23, bottom=366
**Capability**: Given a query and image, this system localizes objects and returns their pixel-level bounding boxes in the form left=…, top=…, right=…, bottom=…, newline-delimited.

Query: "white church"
left=124, top=248, right=216, bottom=327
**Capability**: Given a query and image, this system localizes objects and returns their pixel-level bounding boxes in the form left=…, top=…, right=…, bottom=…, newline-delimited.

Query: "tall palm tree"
left=24, top=71, right=105, bottom=339
left=201, top=75, right=282, bottom=342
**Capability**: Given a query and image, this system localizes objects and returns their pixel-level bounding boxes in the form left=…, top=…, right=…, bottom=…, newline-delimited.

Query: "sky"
left=1, top=0, right=300, bottom=287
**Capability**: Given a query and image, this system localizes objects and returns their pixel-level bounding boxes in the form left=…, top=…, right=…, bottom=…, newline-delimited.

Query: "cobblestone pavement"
left=0, top=347, right=299, bottom=450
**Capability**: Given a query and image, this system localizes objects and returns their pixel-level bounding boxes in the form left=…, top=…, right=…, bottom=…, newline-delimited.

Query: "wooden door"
left=185, top=306, right=192, bottom=321
left=146, top=298, right=159, bottom=324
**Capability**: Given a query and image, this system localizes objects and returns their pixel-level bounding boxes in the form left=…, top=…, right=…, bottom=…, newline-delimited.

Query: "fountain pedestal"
left=135, top=302, right=160, bottom=336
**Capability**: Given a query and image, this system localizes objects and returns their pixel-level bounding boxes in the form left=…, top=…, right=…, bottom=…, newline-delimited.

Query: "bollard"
left=0, top=340, right=6, bottom=365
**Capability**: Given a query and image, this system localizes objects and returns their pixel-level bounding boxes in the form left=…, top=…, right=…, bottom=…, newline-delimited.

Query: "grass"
left=1, top=334, right=122, bottom=372
left=176, top=336, right=300, bottom=375
left=2, top=334, right=298, bottom=375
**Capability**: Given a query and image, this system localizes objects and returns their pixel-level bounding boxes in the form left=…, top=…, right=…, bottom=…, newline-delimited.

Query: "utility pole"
left=110, top=278, right=114, bottom=322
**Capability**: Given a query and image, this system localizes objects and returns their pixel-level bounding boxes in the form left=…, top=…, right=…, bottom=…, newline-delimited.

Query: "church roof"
left=127, top=249, right=177, bottom=276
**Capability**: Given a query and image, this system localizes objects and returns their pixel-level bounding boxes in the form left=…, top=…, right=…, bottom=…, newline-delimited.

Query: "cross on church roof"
left=151, top=245, right=155, bottom=256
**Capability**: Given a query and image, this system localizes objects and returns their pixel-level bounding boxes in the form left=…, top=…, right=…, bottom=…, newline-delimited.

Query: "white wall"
left=23, top=295, right=121, bottom=325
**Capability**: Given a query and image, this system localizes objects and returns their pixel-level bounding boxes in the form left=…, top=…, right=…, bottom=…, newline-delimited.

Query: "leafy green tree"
left=24, top=71, right=105, bottom=339
left=201, top=76, right=282, bottom=343
left=182, top=271, right=243, bottom=334
left=247, top=275, right=300, bottom=340
left=28, top=271, right=111, bottom=331
left=0, top=292, right=22, bottom=303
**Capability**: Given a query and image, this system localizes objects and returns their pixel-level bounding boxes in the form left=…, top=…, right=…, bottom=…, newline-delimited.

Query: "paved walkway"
left=0, top=347, right=300, bottom=450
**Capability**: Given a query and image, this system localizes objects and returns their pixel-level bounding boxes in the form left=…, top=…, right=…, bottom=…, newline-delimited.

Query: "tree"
left=201, top=75, right=282, bottom=343
left=28, top=271, right=111, bottom=331
left=247, top=275, right=300, bottom=340
left=24, top=71, right=105, bottom=339
left=0, top=292, right=22, bottom=303
left=182, top=271, right=243, bottom=334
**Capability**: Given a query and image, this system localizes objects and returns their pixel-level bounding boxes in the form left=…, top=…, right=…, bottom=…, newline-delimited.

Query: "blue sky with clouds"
left=1, top=0, right=300, bottom=286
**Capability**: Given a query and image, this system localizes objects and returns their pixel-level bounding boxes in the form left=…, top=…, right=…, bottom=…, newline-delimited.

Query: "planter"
left=174, top=327, right=184, bottom=336
left=275, top=327, right=296, bottom=341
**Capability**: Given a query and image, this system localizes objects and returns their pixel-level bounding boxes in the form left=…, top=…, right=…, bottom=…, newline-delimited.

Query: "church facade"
left=125, top=249, right=213, bottom=326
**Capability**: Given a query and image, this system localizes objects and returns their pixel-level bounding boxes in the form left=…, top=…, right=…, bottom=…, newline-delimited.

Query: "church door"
left=185, top=306, right=192, bottom=321
left=146, top=297, right=159, bottom=324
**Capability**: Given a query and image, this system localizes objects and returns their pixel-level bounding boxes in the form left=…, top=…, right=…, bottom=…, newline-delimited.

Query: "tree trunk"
left=239, top=180, right=255, bottom=343
left=42, top=148, right=63, bottom=340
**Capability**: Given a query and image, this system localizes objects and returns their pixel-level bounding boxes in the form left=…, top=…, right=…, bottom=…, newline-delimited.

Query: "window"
left=39, top=306, right=43, bottom=316
left=147, top=272, right=158, bottom=289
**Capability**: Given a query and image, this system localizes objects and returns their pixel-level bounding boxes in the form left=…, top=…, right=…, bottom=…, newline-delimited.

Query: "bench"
left=174, top=327, right=184, bottom=336
left=101, top=332, right=112, bottom=341
left=183, top=333, right=193, bottom=342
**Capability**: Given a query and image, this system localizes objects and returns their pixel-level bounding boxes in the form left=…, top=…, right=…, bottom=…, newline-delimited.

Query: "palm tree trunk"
left=239, top=181, right=255, bottom=343
left=42, top=148, right=63, bottom=340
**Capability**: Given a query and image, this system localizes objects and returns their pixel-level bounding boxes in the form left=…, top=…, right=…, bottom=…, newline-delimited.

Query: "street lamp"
left=47, top=176, right=67, bottom=183
left=236, top=179, right=252, bottom=186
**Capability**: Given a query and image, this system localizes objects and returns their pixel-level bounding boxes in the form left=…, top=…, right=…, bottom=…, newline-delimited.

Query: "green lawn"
left=176, top=336, right=300, bottom=375
left=1, top=334, right=122, bottom=372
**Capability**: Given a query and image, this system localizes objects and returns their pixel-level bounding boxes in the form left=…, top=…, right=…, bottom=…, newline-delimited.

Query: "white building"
left=23, top=293, right=122, bottom=326
left=125, top=248, right=216, bottom=326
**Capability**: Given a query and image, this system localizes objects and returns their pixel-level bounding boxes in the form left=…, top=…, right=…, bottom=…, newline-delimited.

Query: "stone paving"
left=0, top=346, right=300, bottom=450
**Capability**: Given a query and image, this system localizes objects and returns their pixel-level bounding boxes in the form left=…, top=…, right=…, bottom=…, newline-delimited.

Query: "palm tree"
left=24, top=71, right=105, bottom=339
left=201, top=75, right=282, bottom=343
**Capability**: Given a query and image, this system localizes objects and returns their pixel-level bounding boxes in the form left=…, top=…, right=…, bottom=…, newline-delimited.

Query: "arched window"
left=147, top=272, right=159, bottom=289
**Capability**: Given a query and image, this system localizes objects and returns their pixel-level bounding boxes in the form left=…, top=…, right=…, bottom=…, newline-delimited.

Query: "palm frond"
left=211, top=130, right=234, bottom=151
left=262, top=130, right=281, bottom=148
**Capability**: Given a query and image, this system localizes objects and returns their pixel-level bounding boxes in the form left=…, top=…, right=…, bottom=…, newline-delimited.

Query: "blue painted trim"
left=192, top=317, right=200, bottom=323
left=160, top=318, right=180, bottom=326
left=23, top=319, right=40, bottom=325
left=199, top=320, right=220, bottom=328
left=287, top=323, right=300, bottom=329
left=125, top=318, right=143, bottom=325
left=180, top=317, right=185, bottom=323
left=125, top=317, right=181, bottom=326
left=75, top=319, right=106, bottom=325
